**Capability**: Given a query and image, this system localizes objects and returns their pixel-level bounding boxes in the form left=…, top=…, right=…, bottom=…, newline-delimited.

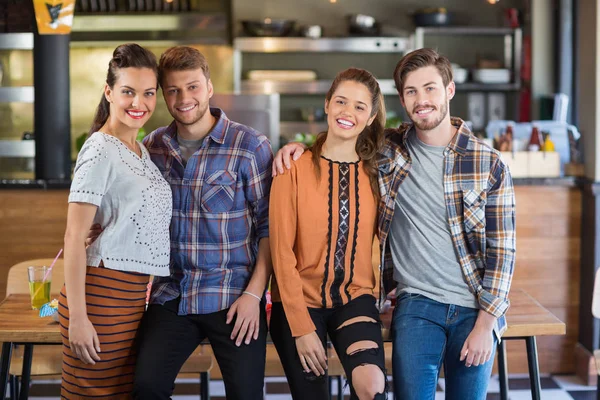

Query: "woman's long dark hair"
left=311, top=67, right=386, bottom=200
left=89, top=43, right=158, bottom=136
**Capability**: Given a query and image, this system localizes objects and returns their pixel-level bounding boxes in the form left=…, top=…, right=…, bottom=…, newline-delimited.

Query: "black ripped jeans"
left=270, top=295, right=386, bottom=400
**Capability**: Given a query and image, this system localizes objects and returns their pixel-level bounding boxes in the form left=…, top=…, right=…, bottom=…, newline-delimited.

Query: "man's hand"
left=85, top=223, right=103, bottom=248
left=460, top=310, right=496, bottom=367
left=226, top=292, right=261, bottom=346
left=271, top=142, right=307, bottom=177
left=295, top=331, right=328, bottom=376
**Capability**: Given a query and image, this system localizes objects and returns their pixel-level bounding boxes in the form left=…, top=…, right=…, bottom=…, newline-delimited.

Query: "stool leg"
left=525, top=337, right=541, bottom=400
left=9, top=375, right=18, bottom=400
left=497, top=340, right=509, bottom=400
left=0, top=342, right=14, bottom=399
left=200, top=372, right=209, bottom=400
left=19, top=344, right=33, bottom=400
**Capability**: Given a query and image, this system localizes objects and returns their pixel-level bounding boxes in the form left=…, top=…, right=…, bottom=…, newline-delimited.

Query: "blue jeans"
left=391, top=293, right=496, bottom=400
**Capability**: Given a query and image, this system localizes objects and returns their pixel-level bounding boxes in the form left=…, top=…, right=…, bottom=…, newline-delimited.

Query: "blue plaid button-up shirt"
left=144, top=108, right=273, bottom=315
left=378, top=117, right=516, bottom=337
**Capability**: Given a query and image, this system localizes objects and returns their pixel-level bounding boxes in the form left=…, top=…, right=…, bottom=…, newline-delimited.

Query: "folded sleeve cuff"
left=478, top=289, right=510, bottom=319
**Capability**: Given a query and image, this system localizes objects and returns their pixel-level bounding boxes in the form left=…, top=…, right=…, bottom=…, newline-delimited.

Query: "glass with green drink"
left=27, top=266, right=51, bottom=310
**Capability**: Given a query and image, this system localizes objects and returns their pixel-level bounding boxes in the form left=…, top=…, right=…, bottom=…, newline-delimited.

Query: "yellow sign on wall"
left=33, top=0, right=75, bottom=34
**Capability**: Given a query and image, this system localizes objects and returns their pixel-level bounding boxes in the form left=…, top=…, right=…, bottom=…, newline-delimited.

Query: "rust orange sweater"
left=269, top=151, right=378, bottom=337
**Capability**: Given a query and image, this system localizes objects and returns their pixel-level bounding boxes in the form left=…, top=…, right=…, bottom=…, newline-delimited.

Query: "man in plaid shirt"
left=134, top=47, right=273, bottom=400
left=273, top=48, right=516, bottom=399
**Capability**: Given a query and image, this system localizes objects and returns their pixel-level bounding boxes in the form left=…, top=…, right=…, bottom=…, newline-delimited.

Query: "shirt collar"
left=444, top=117, right=471, bottom=156
left=161, top=107, right=231, bottom=147
left=378, top=128, right=407, bottom=175
left=161, top=120, right=179, bottom=156
left=205, top=107, right=230, bottom=144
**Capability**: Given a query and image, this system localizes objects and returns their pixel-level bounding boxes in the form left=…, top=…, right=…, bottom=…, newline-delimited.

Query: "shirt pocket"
left=201, top=170, right=238, bottom=213
left=462, top=188, right=487, bottom=232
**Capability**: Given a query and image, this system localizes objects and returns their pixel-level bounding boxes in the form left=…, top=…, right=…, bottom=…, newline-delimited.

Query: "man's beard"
left=409, top=99, right=448, bottom=131
left=174, top=102, right=209, bottom=126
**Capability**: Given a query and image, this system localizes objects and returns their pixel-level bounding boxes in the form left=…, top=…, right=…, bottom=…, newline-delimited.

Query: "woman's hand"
left=68, top=316, right=101, bottom=365
left=295, top=331, right=327, bottom=376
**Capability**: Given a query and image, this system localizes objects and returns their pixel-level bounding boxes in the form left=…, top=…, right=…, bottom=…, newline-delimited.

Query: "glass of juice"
left=27, top=266, right=51, bottom=310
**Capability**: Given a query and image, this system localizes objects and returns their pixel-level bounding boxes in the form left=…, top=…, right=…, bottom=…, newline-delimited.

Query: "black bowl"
left=413, top=11, right=453, bottom=27
left=241, top=19, right=296, bottom=37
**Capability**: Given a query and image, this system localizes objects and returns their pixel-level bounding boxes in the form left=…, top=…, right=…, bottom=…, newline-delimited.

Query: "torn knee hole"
left=351, top=364, right=388, bottom=398
left=346, top=340, right=378, bottom=356
left=336, top=316, right=378, bottom=331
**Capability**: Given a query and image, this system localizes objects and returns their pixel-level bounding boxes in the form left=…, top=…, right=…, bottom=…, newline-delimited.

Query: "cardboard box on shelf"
left=528, top=151, right=561, bottom=178
left=500, top=151, right=529, bottom=178
left=499, top=151, right=561, bottom=178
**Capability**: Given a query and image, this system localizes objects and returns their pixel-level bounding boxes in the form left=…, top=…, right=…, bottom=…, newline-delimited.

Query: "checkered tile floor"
left=19, top=374, right=597, bottom=399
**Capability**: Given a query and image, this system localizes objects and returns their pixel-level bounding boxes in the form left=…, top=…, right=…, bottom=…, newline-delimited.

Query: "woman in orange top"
left=269, top=68, right=387, bottom=399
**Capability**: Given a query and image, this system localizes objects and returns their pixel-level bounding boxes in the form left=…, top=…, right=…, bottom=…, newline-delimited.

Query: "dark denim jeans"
left=391, top=293, right=496, bottom=400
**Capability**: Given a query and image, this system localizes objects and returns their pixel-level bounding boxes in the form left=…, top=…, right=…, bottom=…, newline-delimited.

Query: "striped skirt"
left=58, top=266, right=149, bottom=399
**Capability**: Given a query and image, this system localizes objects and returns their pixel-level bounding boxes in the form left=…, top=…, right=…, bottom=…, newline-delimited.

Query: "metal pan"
left=241, top=19, right=296, bottom=37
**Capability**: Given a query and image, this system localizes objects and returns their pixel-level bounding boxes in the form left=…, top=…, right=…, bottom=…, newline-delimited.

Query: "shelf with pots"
left=234, top=36, right=412, bottom=53
left=240, top=79, right=399, bottom=95
left=414, top=27, right=522, bottom=90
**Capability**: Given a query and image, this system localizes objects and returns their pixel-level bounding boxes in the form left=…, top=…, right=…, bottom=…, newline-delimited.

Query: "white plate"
left=472, top=68, right=510, bottom=84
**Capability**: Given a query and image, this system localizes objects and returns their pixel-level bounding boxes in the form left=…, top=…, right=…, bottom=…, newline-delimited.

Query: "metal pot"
left=347, top=14, right=381, bottom=36
left=241, top=19, right=296, bottom=37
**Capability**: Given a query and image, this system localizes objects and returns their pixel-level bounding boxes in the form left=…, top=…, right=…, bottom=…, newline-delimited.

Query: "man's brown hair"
left=393, top=48, right=453, bottom=97
left=158, top=46, right=210, bottom=86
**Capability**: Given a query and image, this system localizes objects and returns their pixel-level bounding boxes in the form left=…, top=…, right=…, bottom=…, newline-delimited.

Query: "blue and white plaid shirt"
left=144, top=108, right=273, bottom=315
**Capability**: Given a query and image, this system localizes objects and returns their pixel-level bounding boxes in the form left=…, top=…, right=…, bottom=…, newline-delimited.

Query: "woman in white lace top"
left=59, top=43, right=172, bottom=398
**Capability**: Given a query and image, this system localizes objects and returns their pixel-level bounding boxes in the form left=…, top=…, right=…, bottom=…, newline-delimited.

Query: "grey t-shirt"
left=177, top=134, right=204, bottom=164
left=389, top=128, right=478, bottom=309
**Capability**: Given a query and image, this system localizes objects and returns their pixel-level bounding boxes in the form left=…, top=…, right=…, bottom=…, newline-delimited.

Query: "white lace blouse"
left=68, top=132, right=172, bottom=276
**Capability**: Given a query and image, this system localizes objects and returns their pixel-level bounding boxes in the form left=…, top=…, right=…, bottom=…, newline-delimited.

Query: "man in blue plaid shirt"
left=274, top=48, right=516, bottom=400
left=133, top=46, right=273, bottom=400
